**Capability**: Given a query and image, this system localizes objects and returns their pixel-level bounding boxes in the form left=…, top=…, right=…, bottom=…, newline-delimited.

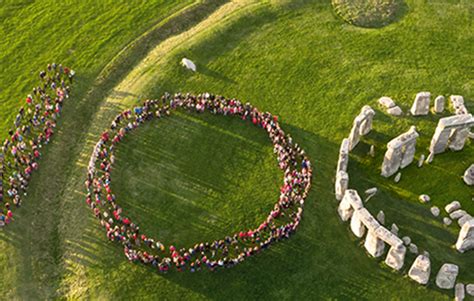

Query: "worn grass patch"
left=332, top=0, right=407, bottom=28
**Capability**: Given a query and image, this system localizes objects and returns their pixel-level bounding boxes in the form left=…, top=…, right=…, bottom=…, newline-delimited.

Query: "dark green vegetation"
left=332, top=0, right=406, bottom=28
left=0, top=0, right=472, bottom=299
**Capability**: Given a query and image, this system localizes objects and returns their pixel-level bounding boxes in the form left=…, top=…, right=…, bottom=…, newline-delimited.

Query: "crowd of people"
left=86, top=92, right=313, bottom=272
left=0, top=63, right=74, bottom=227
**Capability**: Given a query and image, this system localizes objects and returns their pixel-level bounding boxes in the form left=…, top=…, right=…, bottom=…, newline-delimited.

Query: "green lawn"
left=0, top=0, right=473, bottom=300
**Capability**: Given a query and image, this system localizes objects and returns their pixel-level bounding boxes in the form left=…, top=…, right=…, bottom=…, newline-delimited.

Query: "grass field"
left=0, top=0, right=473, bottom=300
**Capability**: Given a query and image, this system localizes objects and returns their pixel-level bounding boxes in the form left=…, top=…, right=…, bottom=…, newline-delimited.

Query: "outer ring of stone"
left=85, top=93, right=312, bottom=272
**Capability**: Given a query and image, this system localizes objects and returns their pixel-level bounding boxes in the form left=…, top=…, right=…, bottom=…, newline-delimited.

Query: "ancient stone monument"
left=348, top=105, right=375, bottom=150
left=378, top=96, right=403, bottom=116
left=381, top=126, right=419, bottom=177
left=433, top=95, right=445, bottom=114
left=450, top=95, right=469, bottom=115
left=335, top=138, right=350, bottom=200
left=410, top=92, right=431, bottom=116
left=429, top=114, right=474, bottom=155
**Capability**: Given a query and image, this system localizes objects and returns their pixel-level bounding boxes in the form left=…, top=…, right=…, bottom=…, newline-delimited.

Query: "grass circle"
left=332, top=0, right=406, bottom=28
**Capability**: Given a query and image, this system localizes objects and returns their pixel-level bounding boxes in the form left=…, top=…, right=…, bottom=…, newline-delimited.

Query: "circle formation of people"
left=0, top=63, right=74, bottom=227
left=85, top=92, right=313, bottom=272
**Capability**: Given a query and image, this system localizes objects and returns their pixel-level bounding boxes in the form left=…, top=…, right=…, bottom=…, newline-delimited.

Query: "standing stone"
left=418, top=154, right=425, bottom=167
left=350, top=210, right=366, bottom=238
left=369, top=145, right=375, bottom=157
left=450, top=210, right=467, bottom=220
left=433, top=95, right=445, bottom=113
left=466, top=284, right=474, bottom=297
left=394, top=172, right=401, bottom=183
left=426, top=152, right=434, bottom=164
left=463, top=164, right=474, bottom=186
left=337, top=138, right=350, bottom=172
left=376, top=210, right=385, bottom=225
left=445, top=201, right=461, bottom=214
left=335, top=170, right=349, bottom=201
left=419, top=194, right=430, bottom=203
left=430, top=206, right=440, bottom=217
left=364, top=229, right=385, bottom=258
left=450, top=95, right=468, bottom=115
left=455, top=283, right=465, bottom=301
left=381, top=126, right=419, bottom=177
left=435, top=263, right=459, bottom=289
left=409, top=243, right=419, bottom=254
left=348, top=106, right=375, bottom=150
left=390, top=223, right=399, bottom=235
left=402, top=236, right=411, bottom=246
left=429, top=114, right=474, bottom=155
left=385, top=245, right=406, bottom=271
left=455, top=219, right=474, bottom=253
left=410, top=92, right=431, bottom=116
left=408, top=254, right=431, bottom=285
left=443, top=217, right=452, bottom=226
left=337, top=190, right=363, bottom=221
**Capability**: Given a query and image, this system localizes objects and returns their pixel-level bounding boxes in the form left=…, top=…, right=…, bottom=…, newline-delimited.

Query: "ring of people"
left=85, top=92, right=313, bottom=272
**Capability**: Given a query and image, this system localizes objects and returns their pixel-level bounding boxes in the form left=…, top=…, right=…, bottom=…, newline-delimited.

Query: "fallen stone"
left=419, top=194, right=430, bottom=203
left=402, top=236, right=411, bottom=246
left=418, top=154, right=425, bottom=167
left=376, top=210, right=385, bottom=225
left=443, top=217, right=452, bottom=226
left=378, top=96, right=396, bottom=108
left=365, top=187, right=377, bottom=196
left=450, top=209, right=467, bottom=220
left=430, top=206, right=440, bottom=217
left=387, top=106, right=403, bottom=116
left=435, top=263, right=459, bottom=289
left=409, top=243, right=418, bottom=254
left=466, top=284, right=474, bottom=296
left=391, top=223, right=399, bottom=235
left=455, top=283, right=465, bottom=301
left=445, top=201, right=461, bottom=214
left=463, top=164, right=474, bottom=186
left=181, top=58, right=196, bottom=72
left=408, top=254, right=431, bottom=285
left=394, top=172, right=401, bottom=183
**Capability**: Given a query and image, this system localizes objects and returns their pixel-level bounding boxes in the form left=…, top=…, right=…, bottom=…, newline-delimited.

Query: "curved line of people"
left=0, top=63, right=74, bottom=227
left=85, top=92, right=313, bottom=272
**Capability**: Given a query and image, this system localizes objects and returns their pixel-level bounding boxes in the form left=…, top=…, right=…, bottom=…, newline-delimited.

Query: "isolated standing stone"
left=435, top=263, right=459, bottom=289
left=418, top=154, right=425, bottom=167
left=402, top=236, right=411, bottom=246
left=410, top=92, right=431, bottom=116
left=394, top=172, right=401, bottom=183
left=445, top=201, right=461, bottom=214
left=391, top=223, right=399, bottom=235
left=409, top=243, right=418, bottom=254
left=376, top=210, right=385, bottom=225
left=455, top=283, right=465, bottom=301
left=456, top=219, right=474, bottom=253
left=443, top=217, right=452, bottom=226
left=408, top=254, right=431, bottom=285
left=433, top=95, right=445, bottom=113
left=369, top=145, right=375, bottom=157
left=430, top=206, right=440, bottom=217
left=463, top=164, right=474, bottom=186
left=466, top=284, right=474, bottom=296
left=419, top=194, right=430, bottom=203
